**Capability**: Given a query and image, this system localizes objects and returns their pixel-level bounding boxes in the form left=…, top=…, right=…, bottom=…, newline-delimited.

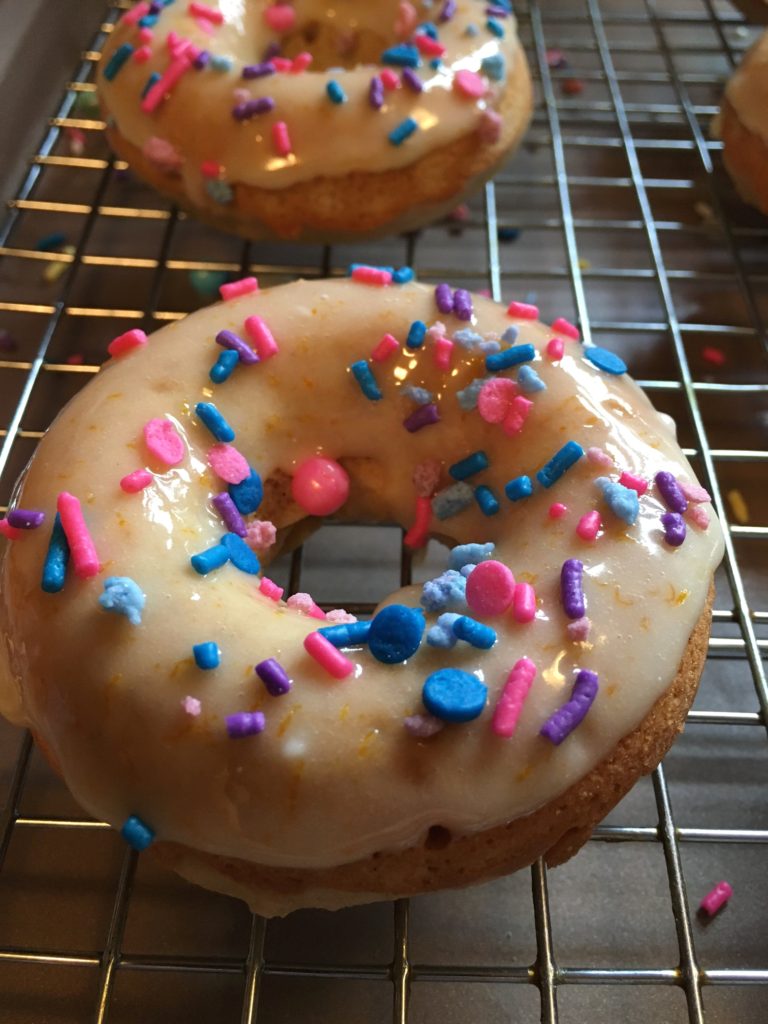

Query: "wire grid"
left=0, top=1, right=766, bottom=1021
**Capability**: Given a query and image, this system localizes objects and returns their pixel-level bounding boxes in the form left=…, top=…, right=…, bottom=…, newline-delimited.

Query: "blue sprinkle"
left=193, top=641, right=220, bottom=670
left=453, top=615, right=497, bottom=650
left=389, top=116, right=419, bottom=146
left=453, top=329, right=484, bottom=350
left=448, top=542, right=494, bottom=570
left=229, top=466, right=263, bottom=515
left=36, top=232, right=67, bottom=252
left=478, top=339, right=501, bottom=355
left=432, top=481, right=474, bottom=520
left=205, top=179, right=234, bottom=205
left=426, top=612, right=460, bottom=649
left=326, top=80, right=347, bottom=104
left=486, top=16, right=505, bottom=37
left=189, top=268, right=228, bottom=296
left=138, top=13, right=159, bottom=27
left=381, top=44, right=421, bottom=67
left=196, top=401, right=235, bottom=442
left=585, top=346, right=627, bottom=375
left=221, top=532, right=261, bottom=574
left=99, top=577, right=146, bottom=626
left=596, top=477, right=640, bottom=525
left=501, top=325, right=519, bottom=344
left=191, top=544, right=229, bottom=575
left=41, top=512, right=70, bottom=593
left=498, top=227, right=521, bottom=242
left=420, top=570, right=467, bottom=612
left=481, top=53, right=506, bottom=81
left=210, top=54, right=234, bottom=72
left=485, top=343, right=536, bottom=372
left=406, top=320, right=427, bottom=349
left=465, top=22, right=479, bottom=36
left=449, top=450, right=489, bottom=481
left=402, top=385, right=433, bottom=405
left=475, top=485, right=500, bottom=516
left=210, top=349, right=240, bottom=384
left=457, top=377, right=489, bottom=411
left=142, top=72, right=161, bottom=98
left=103, top=43, right=134, bottom=81
left=505, top=475, right=533, bottom=501
left=368, top=605, right=425, bottom=664
left=422, top=668, right=488, bottom=723
left=536, top=441, right=585, bottom=488
left=121, top=815, right=155, bottom=851
left=517, top=365, right=546, bottom=393
left=351, top=360, right=382, bottom=401
left=393, top=266, right=415, bottom=284
left=318, top=620, right=371, bottom=647
left=430, top=58, right=442, bottom=70
left=418, top=21, right=438, bottom=38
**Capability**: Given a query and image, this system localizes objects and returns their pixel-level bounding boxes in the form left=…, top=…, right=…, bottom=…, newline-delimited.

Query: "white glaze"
left=0, top=279, right=723, bottom=870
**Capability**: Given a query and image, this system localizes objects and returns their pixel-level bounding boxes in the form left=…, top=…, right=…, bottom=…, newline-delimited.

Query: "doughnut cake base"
left=153, top=591, right=712, bottom=916
left=719, top=98, right=768, bottom=216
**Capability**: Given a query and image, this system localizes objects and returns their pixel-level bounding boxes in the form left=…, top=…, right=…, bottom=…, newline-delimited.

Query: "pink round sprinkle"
left=549, top=502, right=568, bottom=519
left=466, top=560, right=516, bottom=617
left=259, top=577, right=284, bottom=601
left=503, top=395, right=533, bottom=437
left=619, top=470, right=648, bottom=496
left=246, top=519, right=276, bottom=551
left=244, top=315, right=278, bottom=359
left=144, top=418, right=185, bottom=466
left=687, top=504, right=710, bottom=530
left=108, top=328, right=147, bottom=358
left=478, top=378, right=518, bottom=424
left=587, top=446, right=613, bottom=468
left=512, top=582, right=536, bottom=623
left=577, top=510, right=602, bottom=541
left=304, top=631, right=354, bottom=679
left=292, top=457, right=350, bottom=516
left=433, top=337, right=453, bottom=371
left=263, top=4, right=296, bottom=31
left=182, top=695, right=202, bottom=717
left=380, top=68, right=399, bottom=90
left=546, top=337, right=564, bottom=360
left=507, top=300, right=539, bottom=319
left=208, top=443, right=249, bottom=484
left=120, top=469, right=153, bottom=493
left=454, top=69, right=487, bottom=99
left=371, top=333, right=400, bottom=362
left=219, top=276, right=259, bottom=301
left=552, top=316, right=580, bottom=340
left=287, top=593, right=326, bottom=619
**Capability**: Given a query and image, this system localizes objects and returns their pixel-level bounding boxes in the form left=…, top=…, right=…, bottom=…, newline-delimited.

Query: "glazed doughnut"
left=0, top=274, right=723, bottom=916
left=718, top=30, right=768, bottom=215
left=97, top=1, right=533, bottom=241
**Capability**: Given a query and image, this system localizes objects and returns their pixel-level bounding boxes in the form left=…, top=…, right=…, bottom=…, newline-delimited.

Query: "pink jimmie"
left=244, top=315, right=278, bottom=359
left=512, top=582, right=536, bottom=623
left=577, top=510, right=602, bottom=541
left=107, top=328, right=147, bottom=358
left=403, top=495, right=432, bottom=549
left=371, top=333, right=400, bottom=362
left=220, top=276, right=259, bottom=301
left=699, top=881, right=732, bottom=917
left=433, top=337, right=453, bottom=371
left=619, top=471, right=649, bottom=495
left=259, top=577, right=284, bottom=601
left=304, top=631, right=355, bottom=679
left=492, top=658, right=537, bottom=738
left=56, top=492, right=100, bottom=578
left=120, top=469, right=153, bottom=493
left=546, top=337, right=564, bottom=360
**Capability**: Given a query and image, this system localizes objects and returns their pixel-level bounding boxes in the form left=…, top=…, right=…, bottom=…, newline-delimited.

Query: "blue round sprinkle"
left=229, top=466, right=263, bottom=515
left=221, top=533, right=261, bottom=575
left=584, top=346, right=627, bottom=375
left=422, top=669, right=488, bottom=723
left=121, top=814, right=155, bottom=851
left=368, top=604, right=424, bottom=664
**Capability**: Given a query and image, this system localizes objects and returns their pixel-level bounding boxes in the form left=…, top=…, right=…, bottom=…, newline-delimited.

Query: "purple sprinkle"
left=440, top=0, right=457, bottom=21
left=453, top=288, right=473, bottom=322
left=435, top=283, right=454, bottom=314
left=540, top=669, right=599, bottom=745
left=232, top=97, right=276, bottom=121
left=661, top=512, right=686, bottom=547
left=215, top=328, right=259, bottom=365
left=7, top=508, right=45, bottom=530
left=486, top=4, right=510, bottom=15
left=226, top=711, right=265, bottom=738
left=369, top=76, right=384, bottom=109
left=263, top=41, right=282, bottom=61
left=560, top=558, right=585, bottom=619
left=256, top=658, right=292, bottom=696
left=404, top=713, right=444, bottom=738
left=655, top=470, right=688, bottom=513
left=0, top=329, right=18, bottom=352
left=212, top=492, right=247, bottom=537
left=148, top=1, right=162, bottom=13
left=242, top=61, right=275, bottom=79
left=193, top=50, right=210, bottom=70
left=403, top=403, right=440, bottom=433
left=401, top=67, right=423, bottom=93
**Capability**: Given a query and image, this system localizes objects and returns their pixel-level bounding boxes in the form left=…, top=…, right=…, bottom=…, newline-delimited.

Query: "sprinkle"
left=474, top=485, right=500, bottom=516
left=304, top=631, right=355, bottom=679
left=245, top=519, right=276, bottom=551
left=232, top=97, right=276, bottom=120
left=513, top=582, right=536, bottom=623
left=492, top=658, right=536, bottom=738
left=576, top=510, right=601, bottom=541
left=434, top=283, right=454, bottom=314
left=453, top=329, right=483, bottom=350
left=142, top=54, right=193, bottom=114
left=133, top=43, right=152, bottom=63
left=414, top=32, right=445, bottom=57
left=540, top=668, right=599, bottom=744
left=406, top=320, right=427, bottom=349
left=402, top=386, right=432, bottom=405
left=226, top=712, right=265, bottom=738
left=549, top=502, right=567, bottom=519
left=654, top=471, right=688, bottom=513
left=99, top=577, right=145, bottom=625
left=195, top=401, right=235, bottom=442
left=350, top=360, right=382, bottom=401
left=144, top=417, right=185, bottom=466
left=205, top=179, right=234, bottom=204
left=546, top=337, right=564, bottom=360
left=456, top=377, right=487, bottom=411
left=403, top=495, right=432, bottom=548
left=291, top=456, right=349, bottom=516
left=212, top=492, right=247, bottom=536
left=219, top=276, right=258, bottom=301
left=486, top=16, right=504, bottom=36
left=485, top=343, right=535, bottom=372
left=562, top=78, right=584, bottom=96
left=596, top=477, right=640, bottom=525
left=426, top=612, right=460, bottom=649
left=290, top=52, right=312, bottom=73
left=122, top=2, right=151, bottom=26
left=702, top=346, right=726, bottom=367
left=401, top=66, right=423, bottom=92
left=404, top=713, right=444, bottom=737
left=256, top=658, right=292, bottom=696
left=619, top=471, right=648, bottom=496
left=536, top=441, right=584, bottom=488
left=517, top=365, right=546, bottom=393
left=661, top=512, right=686, bottom=547
left=453, top=615, right=496, bottom=649
left=380, top=68, right=400, bottom=90
left=381, top=43, right=421, bottom=67
left=552, top=316, right=580, bottom=340
left=560, top=558, right=585, bottom=619
left=41, top=513, right=70, bottom=593
left=423, top=668, right=487, bottom=723
left=106, top=327, right=147, bottom=360
left=208, top=444, right=249, bottom=484
left=326, top=80, right=347, bottom=104
left=318, top=620, right=371, bottom=648
left=182, top=696, right=201, bottom=716
left=259, top=577, right=284, bottom=601
left=454, top=69, right=487, bottom=99
left=699, top=881, right=733, bottom=917
left=191, top=543, right=229, bottom=575
left=504, top=476, right=533, bottom=502
left=507, top=300, right=538, bottom=319
left=501, top=395, right=534, bottom=436
left=7, top=509, right=45, bottom=530
left=325, top=609, right=357, bottom=624
left=727, top=488, right=750, bottom=524
left=351, top=266, right=392, bottom=286
left=190, top=269, right=228, bottom=297
left=193, top=641, right=220, bottom=670
left=448, top=542, right=494, bottom=570
left=369, top=75, right=384, bottom=109
left=477, top=378, right=515, bottom=423
left=567, top=616, right=592, bottom=642
left=121, top=815, right=154, bottom=851
left=478, top=108, right=502, bottom=142
left=272, top=121, right=292, bottom=156
left=393, top=266, right=415, bottom=284
left=449, top=450, right=489, bottom=481
left=404, top=403, right=440, bottom=433
left=587, top=447, right=613, bottom=469
left=585, top=346, right=627, bottom=375
left=243, top=315, right=279, bottom=360
left=242, top=61, right=275, bottom=79
left=221, top=532, right=261, bottom=574
left=679, top=480, right=711, bottom=504
left=210, top=349, right=240, bottom=383
left=229, top=466, right=263, bottom=515
left=687, top=504, right=711, bottom=530
left=56, top=492, right=99, bottom=579
left=263, top=3, right=295, bottom=30
left=453, top=288, right=473, bottom=321
left=466, top=560, right=515, bottom=617
left=433, top=336, right=453, bottom=371
left=103, top=43, right=134, bottom=82
left=369, top=605, right=425, bottom=664
left=421, top=569, right=467, bottom=612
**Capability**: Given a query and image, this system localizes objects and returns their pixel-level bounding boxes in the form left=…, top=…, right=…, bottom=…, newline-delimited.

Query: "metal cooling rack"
left=0, top=2, right=767, bottom=1022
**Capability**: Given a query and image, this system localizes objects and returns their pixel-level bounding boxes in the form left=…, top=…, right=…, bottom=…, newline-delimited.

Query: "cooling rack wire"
left=0, top=1, right=766, bottom=1022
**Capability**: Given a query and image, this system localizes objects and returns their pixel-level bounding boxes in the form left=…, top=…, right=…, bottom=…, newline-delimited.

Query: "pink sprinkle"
left=304, top=631, right=355, bottom=679
left=138, top=27, right=154, bottom=43
left=0, top=519, right=23, bottom=541
left=120, top=469, right=153, bottom=493
left=263, top=5, right=297, bottom=34
left=133, top=45, right=152, bottom=64
left=478, top=377, right=518, bottom=424
left=122, top=2, right=150, bottom=26
left=679, top=480, right=711, bottom=504
left=380, top=68, right=400, bottom=90
left=189, top=2, right=224, bottom=23
left=201, top=159, right=223, bottom=178
left=512, top=582, right=536, bottom=623
left=466, top=560, right=515, bottom=617
left=492, top=658, right=536, bottom=738
left=567, top=616, right=592, bottom=641
left=208, top=443, right=249, bottom=484
left=292, top=457, right=349, bottom=516
left=433, top=337, right=453, bottom=371
left=272, top=121, right=292, bottom=156
left=699, top=881, right=732, bottom=916
left=702, top=346, right=726, bottom=367
left=351, top=266, right=392, bottom=286
left=450, top=204, right=470, bottom=223
left=57, top=492, right=100, bottom=578
left=552, top=316, right=580, bottom=340
left=507, top=300, right=539, bottom=320
left=395, top=1, right=418, bottom=38
left=687, top=504, right=710, bottom=530
left=245, top=519, right=276, bottom=551
left=290, top=51, right=312, bottom=73
left=371, top=333, right=400, bottom=362
left=477, top=109, right=502, bottom=143
left=325, top=608, right=357, bottom=624
left=619, top=471, right=648, bottom=496
left=66, top=354, right=84, bottom=366
left=143, top=136, right=182, bottom=171
left=454, top=68, right=487, bottom=98
left=546, top=337, right=565, bottom=360
left=144, top=418, right=185, bottom=466
left=503, top=395, right=533, bottom=437
left=287, top=593, right=326, bottom=619
left=219, top=276, right=259, bottom=301
left=259, top=576, right=284, bottom=601
left=415, top=34, right=446, bottom=58
left=576, top=510, right=602, bottom=541
left=427, top=321, right=445, bottom=341
left=107, top=328, right=147, bottom=358
left=404, top=713, right=444, bottom=738
left=244, top=315, right=279, bottom=359
left=403, top=495, right=432, bottom=549
left=182, top=695, right=202, bottom=716
left=167, top=31, right=180, bottom=51
left=587, top=446, right=613, bottom=468
left=413, top=458, right=441, bottom=498
left=141, top=54, right=192, bottom=114
left=549, top=502, right=568, bottom=519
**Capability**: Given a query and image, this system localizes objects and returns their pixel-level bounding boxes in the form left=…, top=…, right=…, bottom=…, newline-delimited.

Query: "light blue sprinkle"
left=517, top=364, right=546, bottom=393
left=389, top=116, right=419, bottom=146
left=432, top=481, right=474, bottom=520
left=326, top=80, right=347, bottom=104
left=393, top=266, right=415, bottom=284
left=457, top=377, right=489, bottom=411
left=99, top=576, right=146, bottom=626
left=403, top=385, right=433, bottom=405
left=465, top=22, right=479, bottom=36
left=426, top=612, right=460, bottom=649
left=453, top=329, right=484, bottom=350
left=478, top=339, right=501, bottom=355
left=210, top=54, right=234, bottom=72
left=501, top=325, right=519, bottom=344
left=420, top=570, right=467, bottom=612
left=596, top=476, right=640, bottom=525
left=448, top=542, right=495, bottom=570
left=205, top=178, right=234, bottom=205
left=481, top=53, right=506, bottom=81
left=121, top=815, right=155, bottom=851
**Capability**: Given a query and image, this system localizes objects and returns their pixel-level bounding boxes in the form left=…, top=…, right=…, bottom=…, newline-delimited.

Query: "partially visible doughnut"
left=718, top=31, right=768, bottom=215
